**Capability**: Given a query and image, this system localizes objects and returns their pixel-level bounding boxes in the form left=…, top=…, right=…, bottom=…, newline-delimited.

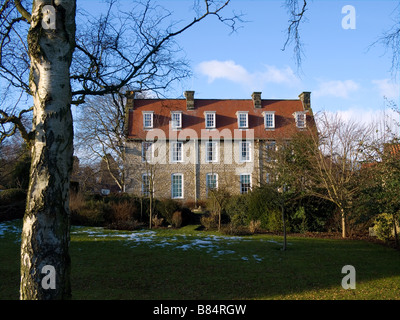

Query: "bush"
left=266, top=209, right=284, bottom=232
left=69, top=192, right=86, bottom=213
left=291, top=206, right=307, bottom=233
left=155, top=198, right=182, bottom=225
left=200, top=213, right=219, bottom=230
left=374, top=213, right=394, bottom=242
left=249, top=220, right=261, bottom=234
left=70, top=192, right=111, bottom=226
left=171, top=208, right=194, bottom=228
left=109, top=201, right=138, bottom=222
left=172, top=211, right=183, bottom=228
left=70, top=207, right=106, bottom=226
left=152, top=215, right=164, bottom=228
left=221, top=223, right=252, bottom=236
left=224, top=195, right=249, bottom=227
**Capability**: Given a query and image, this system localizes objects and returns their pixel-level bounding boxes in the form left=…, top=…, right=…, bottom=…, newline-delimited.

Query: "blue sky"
left=80, top=0, right=400, bottom=124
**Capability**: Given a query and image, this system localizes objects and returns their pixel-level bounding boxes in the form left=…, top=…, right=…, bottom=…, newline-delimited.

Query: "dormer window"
left=171, top=111, right=182, bottom=129
left=204, top=111, right=216, bottom=129
left=263, top=111, right=275, bottom=129
left=142, top=111, right=154, bottom=129
left=293, top=111, right=306, bottom=128
left=236, top=111, right=248, bottom=129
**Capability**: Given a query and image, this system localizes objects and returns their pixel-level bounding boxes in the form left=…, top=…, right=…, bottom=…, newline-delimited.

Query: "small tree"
left=262, top=136, right=306, bottom=250
left=299, top=112, right=374, bottom=238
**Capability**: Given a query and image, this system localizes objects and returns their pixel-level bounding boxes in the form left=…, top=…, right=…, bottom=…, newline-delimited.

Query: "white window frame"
left=239, top=140, right=251, bottom=162
left=205, top=140, right=218, bottom=163
left=236, top=111, right=248, bottom=129
left=142, top=111, right=154, bottom=129
left=294, top=111, right=306, bottom=128
left=141, top=173, right=152, bottom=197
left=204, top=111, right=216, bottom=129
left=206, top=173, right=218, bottom=196
left=171, top=111, right=182, bottom=129
left=141, top=141, right=153, bottom=163
left=171, top=173, right=184, bottom=199
left=263, top=111, right=275, bottom=129
left=170, top=141, right=183, bottom=163
left=240, top=173, right=251, bottom=194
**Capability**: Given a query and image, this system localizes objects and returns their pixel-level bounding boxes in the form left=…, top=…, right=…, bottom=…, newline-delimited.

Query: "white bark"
left=20, top=0, right=76, bottom=300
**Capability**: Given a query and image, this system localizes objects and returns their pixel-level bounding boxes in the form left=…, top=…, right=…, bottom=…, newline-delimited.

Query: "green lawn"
left=1, top=219, right=400, bottom=300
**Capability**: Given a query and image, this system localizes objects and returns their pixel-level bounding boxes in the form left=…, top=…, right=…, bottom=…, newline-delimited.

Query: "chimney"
left=299, top=92, right=311, bottom=111
left=184, top=91, right=195, bottom=110
left=252, top=92, right=262, bottom=108
left=124, top=91, right=135, bottom=136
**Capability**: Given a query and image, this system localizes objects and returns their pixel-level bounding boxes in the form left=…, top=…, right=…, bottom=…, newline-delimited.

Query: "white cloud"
left=259, top=65, right=299, bottom=85
left=313, top=80, right=360, bottom=99
left=372, top=79, right=400, bottom=100
left=196, top=60, right=300, bottom=89
left=197, top=60, right=252, bottom=84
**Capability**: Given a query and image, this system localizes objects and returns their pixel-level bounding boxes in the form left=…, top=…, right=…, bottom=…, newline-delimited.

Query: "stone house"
left=124, top=91, right=314, bottom=203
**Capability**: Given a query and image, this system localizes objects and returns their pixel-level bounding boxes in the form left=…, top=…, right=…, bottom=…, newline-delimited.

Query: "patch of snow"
left=0, top=220, right=21, bottom=238
left=253, top=254, right=263, bottom=262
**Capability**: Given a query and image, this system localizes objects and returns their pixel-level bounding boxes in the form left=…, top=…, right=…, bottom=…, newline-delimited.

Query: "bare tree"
left=302, top=112, right=374, bottom=238
left=75, top=93, right=127, bottom=191
left=0, top=0, right=240, bottom=299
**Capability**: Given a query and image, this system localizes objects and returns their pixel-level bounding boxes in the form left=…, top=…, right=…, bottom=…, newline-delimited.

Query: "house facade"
left=124, top=91, right=314, bottom=202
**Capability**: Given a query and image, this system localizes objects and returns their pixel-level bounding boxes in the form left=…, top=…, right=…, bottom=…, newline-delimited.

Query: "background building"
left=124, top=91, right=314, bottom=202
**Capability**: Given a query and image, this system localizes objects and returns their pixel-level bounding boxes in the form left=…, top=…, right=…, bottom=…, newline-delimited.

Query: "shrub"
left=291, top=206, right=307, bottom=233
left=109, top=201, right=137, bottom=222
left=69, top=192, right=86, bottom=213
left=70, top=195, right=109, bottom=227
left=221, top=223, right=252, bottom=236
left=200, top=213, right=219, bottom=230
left=106, top=219, right=141, bottom=231
left=172, top=211, right=183, bottom=228
left=171, top=208, right=194, bottom=228
left=152, top=215, right=164, bottom=228
left=266, top=209, right=284, bottom=232
left=249, top=220, right=261, bottom=234
left=374, top=213, right=394, bottom=242
left=103, top=199, right=143, bottom=230
left=155, top=198, right=182, bottom=224
left=70, top=203, right=107, bottom=227
left=224, top=195, right=249, bottom=227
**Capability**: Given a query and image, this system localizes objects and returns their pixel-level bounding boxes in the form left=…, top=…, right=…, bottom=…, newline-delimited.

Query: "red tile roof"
left=127, top=98, right=313, bottom=140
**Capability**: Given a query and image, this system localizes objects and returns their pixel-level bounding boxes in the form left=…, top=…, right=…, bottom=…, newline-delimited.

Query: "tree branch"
left=14, top=0, right=31, bottom=23
left=282, top=0, right=308, bottom=68
left=0, top=107, right=33, bottom=145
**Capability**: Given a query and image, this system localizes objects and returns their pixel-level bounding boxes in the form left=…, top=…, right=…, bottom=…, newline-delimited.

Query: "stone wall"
left=125, top=139, right=266, bottom=202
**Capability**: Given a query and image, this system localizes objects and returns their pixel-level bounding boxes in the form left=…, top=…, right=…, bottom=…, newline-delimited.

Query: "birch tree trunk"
left=20, top=0, right=76, bottom=300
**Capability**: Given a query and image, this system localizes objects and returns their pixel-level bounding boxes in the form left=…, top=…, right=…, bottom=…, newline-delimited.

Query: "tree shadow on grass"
left=68, top=235, right=400, bottom=300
